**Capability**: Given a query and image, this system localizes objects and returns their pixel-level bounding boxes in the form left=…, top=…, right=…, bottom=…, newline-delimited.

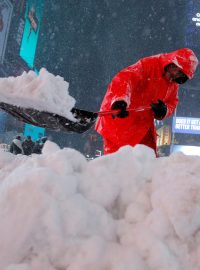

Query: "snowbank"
left=0, top=69, right=76, bottom=120
left=0, top=143, right=200, bottom=270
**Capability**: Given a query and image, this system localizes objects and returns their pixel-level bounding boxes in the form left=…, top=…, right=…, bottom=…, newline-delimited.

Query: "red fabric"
left=103, top=128, right=157, bottom=155
left=96, top=48, right=198, bottom=154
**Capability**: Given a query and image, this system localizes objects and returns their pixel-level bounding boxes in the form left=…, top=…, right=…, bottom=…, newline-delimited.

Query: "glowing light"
left=172, top=145, right=200, bottom=156
left=192, top=12, right=200, bottom=27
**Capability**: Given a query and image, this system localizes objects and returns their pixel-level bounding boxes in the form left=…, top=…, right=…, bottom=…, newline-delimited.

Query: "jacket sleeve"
left=165, top=86, right=179, bottom=118
left=109, top=61, right=144, bottom=107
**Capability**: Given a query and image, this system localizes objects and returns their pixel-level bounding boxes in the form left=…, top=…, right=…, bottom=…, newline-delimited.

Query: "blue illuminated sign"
left=20, top=0, right=44, bottom=68
left=24, top=124, right=45, bottom=142
left=20, top=0, right=45, bottom=141
left=172, top=116, right=200, bottom=134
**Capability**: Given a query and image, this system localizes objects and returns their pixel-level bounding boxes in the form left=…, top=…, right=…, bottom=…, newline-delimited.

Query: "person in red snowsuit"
left=95, top=48, right=198, bottom=155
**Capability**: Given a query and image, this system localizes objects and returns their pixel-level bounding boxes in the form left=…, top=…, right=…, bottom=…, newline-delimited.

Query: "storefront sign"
left=172, top=117, right=200, bottom=134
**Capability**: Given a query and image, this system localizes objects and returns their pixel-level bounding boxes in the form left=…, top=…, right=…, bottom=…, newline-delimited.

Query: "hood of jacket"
left=160, top=48, right=198, bottom=79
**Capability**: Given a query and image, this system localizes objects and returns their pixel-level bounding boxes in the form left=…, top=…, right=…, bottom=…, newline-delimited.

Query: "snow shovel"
left=0, top=102, right=151, bottom=134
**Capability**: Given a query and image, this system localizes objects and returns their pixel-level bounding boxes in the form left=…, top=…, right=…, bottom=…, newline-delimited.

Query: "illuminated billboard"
left=24, top=123, right=45, bottom=142
left=185, top=0, right=200, bottom=48
left=20, top=0, right=44, bottom=68
left=0, top=0, right=13, bottom=64
left=192, top=13, right=200, bottom=27
left=172, top=145, right=200, bottom=156
left=19, top=0, right=45, bottom=140
left=172, top=116, right=200, bottom=134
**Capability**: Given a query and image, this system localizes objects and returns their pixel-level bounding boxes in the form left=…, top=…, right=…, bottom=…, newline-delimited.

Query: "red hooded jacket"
left=95, top=48, right=198, bottom=151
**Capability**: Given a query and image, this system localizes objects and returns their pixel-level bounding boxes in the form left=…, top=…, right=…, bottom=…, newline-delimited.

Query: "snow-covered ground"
left=0, top=69, right=200, bottom=269
left=0, top=69, right=76, bottom=120
left=0, top=143, right=200, bottom=270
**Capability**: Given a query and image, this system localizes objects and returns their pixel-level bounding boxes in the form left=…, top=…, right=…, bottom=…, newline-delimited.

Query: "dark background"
left=36, top=0, right=193, bottom=111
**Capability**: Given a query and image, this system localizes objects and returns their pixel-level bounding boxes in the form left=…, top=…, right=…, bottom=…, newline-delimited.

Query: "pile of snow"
left=0, top=69, right=76, bottom=120
left=1, top=143, right=200, bottom=270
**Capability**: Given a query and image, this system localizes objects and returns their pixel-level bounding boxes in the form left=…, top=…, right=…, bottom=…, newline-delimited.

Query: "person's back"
left=10, top=135, right=23, bottom=155
left=32, top=140, right=42, bottom=154
left=22, top=136, right=34, bottom=155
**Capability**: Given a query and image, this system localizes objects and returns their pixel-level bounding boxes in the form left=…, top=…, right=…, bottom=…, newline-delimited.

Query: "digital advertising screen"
left=185, top=0, right=200, bottom=48
left=20, top=0, right=44, bottom=68
left=24, top=123, right=45, bottom=142
left=18, top=0, right=45, bottom=140
left=172, top=116, right=200, bottom=135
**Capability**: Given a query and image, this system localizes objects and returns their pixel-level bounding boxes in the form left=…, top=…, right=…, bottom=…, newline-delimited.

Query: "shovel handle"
left=97, top=105, right=151, bottom=117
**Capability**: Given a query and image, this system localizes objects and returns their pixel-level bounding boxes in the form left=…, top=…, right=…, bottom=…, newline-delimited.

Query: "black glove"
left=111, top=100, right=129, bottom=118
left=151, top=99, right=167, bottom=119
